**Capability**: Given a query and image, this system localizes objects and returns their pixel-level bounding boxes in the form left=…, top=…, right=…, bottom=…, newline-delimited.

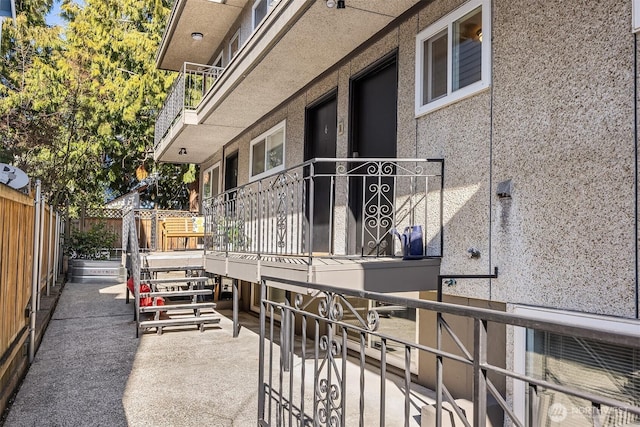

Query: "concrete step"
left=142, top=266, right=204, bottom=273
left=139, top=302, right=217, bottom=313
left=140, top=289, right=212, bottom=298
left=141, top=277, right=209, bottom=285
left=139, top=315, right=221, bottom=334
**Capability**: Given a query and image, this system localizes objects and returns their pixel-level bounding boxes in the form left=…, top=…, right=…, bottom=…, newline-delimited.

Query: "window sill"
left=415, top=82, right=490, bottom=119
left=249, top=165, right=286, bottom=183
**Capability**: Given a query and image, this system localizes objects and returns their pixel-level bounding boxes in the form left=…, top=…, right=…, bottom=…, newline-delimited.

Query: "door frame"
left=304, top=88, right=338, bottom=254
left=348, top=50, right=398, bottom=158
left=304, top=88, right=338, bottom=161
left=224, top=150, right=239, bottom=192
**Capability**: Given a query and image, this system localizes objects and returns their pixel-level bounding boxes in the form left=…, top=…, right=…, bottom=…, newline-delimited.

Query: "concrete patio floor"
left=3, top=280, right=436, bottom=427
left=3, top=281, right=261, bottom=427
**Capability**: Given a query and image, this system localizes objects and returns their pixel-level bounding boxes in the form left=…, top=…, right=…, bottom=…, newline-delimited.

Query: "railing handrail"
left=258, top=276, right=640, bottom=427
left=261, top=275, right=640, bottom=348
left=202, top=157, right=444, bottom=204
left=203, top=157, right=444, bottom=259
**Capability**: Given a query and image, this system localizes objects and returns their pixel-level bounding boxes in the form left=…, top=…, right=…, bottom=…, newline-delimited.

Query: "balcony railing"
left=203, top=158, right=444, bottom=262
left=154, top=62, right=224, bottom=150
left=257, top=276, right=640, bottom=426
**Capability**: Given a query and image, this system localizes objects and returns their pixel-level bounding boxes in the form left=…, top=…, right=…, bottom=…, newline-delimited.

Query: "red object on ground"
left=127, top=277, right=165, bottom=307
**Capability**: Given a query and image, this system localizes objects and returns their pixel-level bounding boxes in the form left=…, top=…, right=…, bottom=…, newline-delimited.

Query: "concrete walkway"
left=3, top=281, right=260, bottom=427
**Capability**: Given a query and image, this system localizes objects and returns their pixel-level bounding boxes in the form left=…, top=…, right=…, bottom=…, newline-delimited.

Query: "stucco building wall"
left=198, top=0, right=639, bottom=318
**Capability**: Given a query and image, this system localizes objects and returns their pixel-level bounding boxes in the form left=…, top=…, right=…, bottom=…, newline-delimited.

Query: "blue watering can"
left=391, top=225, right=424, bottom=260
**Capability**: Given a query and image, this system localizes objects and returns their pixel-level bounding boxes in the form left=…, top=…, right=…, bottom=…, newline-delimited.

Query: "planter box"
left=69, top=259, right=126, bottom=284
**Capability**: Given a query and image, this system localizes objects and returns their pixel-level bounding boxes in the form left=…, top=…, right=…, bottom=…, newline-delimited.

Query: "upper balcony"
left=202, top=158, right=443, bottom=293
left=154, top=62, right=224, bottom=156
left=154, top=0, right=423, bottom=164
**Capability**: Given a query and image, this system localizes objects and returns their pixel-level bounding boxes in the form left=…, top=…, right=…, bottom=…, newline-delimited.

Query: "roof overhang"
left=157, top=0, right=251, bottom=71
left=155, top=0, right=422, bottom=163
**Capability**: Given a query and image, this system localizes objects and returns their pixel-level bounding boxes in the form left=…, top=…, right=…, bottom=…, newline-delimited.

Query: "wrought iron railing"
left=154, top=62, right=224, bottom=150
left=203, top=158, right=444, bottom=261
left=257, top=276, right=640, bottom=427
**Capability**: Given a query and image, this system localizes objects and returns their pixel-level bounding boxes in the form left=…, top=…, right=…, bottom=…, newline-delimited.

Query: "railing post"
left=473, top=318, right=488, bottom=427
left=528, top=384, right=539, bottom=427
left=439, top=160, right=445, bottom=257
left=308, top=163, right=314, bottom=281
left=281, top=292, right=291, bottom=372
left=257, top=280, right=267, bottom=424
left=232, top=278, right=239, bottom=338
left=436, top=311, right=443, bottom=427
left=258, top=181, right=262, bottom=255
left=29, top=180, right=41, bottom=363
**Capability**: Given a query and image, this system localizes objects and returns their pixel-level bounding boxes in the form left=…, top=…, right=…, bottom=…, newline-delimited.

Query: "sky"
left=45, top=0, right=65, bottom=27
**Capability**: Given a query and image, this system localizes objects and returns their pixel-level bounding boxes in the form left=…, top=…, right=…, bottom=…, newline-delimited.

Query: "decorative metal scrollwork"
left=318, top=293, right=344, bottom=322
left=363, top=181, right=394, bottom=254
left=310, top=291, right=381, bottom=426
left=276, top=187, right=288, bottom=249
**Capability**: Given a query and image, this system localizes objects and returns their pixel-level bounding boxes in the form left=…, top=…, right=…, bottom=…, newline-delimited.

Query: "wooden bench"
left=161, top=217, right=205, bottom=251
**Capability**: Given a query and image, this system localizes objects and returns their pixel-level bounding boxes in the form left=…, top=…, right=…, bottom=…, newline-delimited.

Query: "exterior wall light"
left=178, top=148, right=187, bottom=155
left=327, top=0, right=345, bottom=8
left=191, top=32, right=204, bottom=41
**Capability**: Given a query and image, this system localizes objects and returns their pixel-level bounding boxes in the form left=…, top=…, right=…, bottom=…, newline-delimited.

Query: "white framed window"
left=513, top=306, right=640, bottom=426
left=229, top=29, right=240, bottom=62
left=202, top=162, right=221, bottom=201
left=415, top=0, right=491, bottom=116
left=252, top=0, right=276, bottom=30
left=249, top=120, right=286, bottom=181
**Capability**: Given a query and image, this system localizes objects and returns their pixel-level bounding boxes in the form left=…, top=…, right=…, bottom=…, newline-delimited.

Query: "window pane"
left=253, top=0, right=268, bottom=28
left=230, top=34, right=239, bottom=59
left=203, top=170, right=212, bottom=199
left=424, top=30, right=448, bottom=104
left=266, top=129, right=284, bottom=170
left=453, top=7, right=482, bottom=91
left=527, top=330, right=640, bottom=426
left=252, top=139, right=265, bottom=176
left=211, top=166, right=220, bottom=196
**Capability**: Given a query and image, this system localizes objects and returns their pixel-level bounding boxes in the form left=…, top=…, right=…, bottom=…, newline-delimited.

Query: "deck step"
left=139, top=302, right=217, bottom=313
left=139, top=315, right=221, bottom=334
left=140, top=289, right=212, bottom=298
left=141, top=277, right=209, bottom=285
left=142, top=266, right=204, bottom=273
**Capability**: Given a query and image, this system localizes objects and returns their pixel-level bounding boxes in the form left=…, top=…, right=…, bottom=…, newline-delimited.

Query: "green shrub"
left=66, top=222, right=118, bottom=260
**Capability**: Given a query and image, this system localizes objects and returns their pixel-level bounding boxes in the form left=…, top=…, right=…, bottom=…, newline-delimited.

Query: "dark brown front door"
left=224, top=152, right=238, bottom=191
left=349, top=54, right=398, bottom=256
left=305, top=92, right=337, bottom=253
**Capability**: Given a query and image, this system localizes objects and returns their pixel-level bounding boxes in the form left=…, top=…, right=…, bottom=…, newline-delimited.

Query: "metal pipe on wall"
left=29, top=180, right=42, bottom=363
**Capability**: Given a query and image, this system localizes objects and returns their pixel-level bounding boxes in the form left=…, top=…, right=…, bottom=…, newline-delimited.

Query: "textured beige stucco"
left=194, top=0, right=639, bottom=318
left=489, top=0, right=636, bottom=316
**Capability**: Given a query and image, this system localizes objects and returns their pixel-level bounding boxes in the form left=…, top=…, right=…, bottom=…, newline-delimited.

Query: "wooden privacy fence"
left=0, top=180, right=61, bottom=413
left=73, top=209, right=202, bottom=252
left=0, top=185, right=33, bottom=388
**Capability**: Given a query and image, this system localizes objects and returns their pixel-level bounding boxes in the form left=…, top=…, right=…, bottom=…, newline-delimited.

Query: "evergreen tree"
left=0, top=0, right=196, bottom=211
